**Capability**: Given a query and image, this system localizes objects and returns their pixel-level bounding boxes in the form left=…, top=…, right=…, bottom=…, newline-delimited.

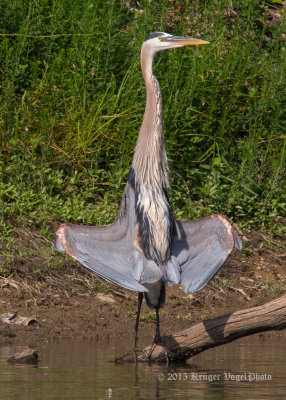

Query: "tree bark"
left=133, top=294, right=286, bottom=363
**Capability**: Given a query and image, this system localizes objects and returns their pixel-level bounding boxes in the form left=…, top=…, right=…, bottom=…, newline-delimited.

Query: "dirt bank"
left=0, top=225, right=285, bottom=346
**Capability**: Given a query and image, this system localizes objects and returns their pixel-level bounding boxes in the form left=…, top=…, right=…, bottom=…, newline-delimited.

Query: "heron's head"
left=142, top=32, right=209, bottom=56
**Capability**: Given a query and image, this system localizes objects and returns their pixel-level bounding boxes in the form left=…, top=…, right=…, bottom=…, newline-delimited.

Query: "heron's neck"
left=130, top=46, right=172, bottom=264
left=132, top=47, right=169, bottom=189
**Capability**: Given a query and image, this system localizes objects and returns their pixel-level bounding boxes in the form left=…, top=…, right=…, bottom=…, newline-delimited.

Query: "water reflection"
left=0, top=333, right=286, bottom=399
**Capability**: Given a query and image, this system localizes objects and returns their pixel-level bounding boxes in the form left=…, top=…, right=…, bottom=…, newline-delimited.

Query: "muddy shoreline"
left=0, top=226, right=285, bottom=346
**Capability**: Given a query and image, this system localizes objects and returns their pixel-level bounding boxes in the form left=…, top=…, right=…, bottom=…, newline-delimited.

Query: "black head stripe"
left=144, top=32, right=164, bottom=42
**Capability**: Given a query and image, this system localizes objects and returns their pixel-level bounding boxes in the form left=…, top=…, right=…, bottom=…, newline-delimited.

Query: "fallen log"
left=133, top=294, right=286, bottom=363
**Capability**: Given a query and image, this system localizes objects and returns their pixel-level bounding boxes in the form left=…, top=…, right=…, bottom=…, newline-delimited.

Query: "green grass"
left=0, top=0, right=285, bottom=232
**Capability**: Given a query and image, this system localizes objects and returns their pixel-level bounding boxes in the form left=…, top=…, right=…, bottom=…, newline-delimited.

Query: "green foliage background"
left=1, top=0, right=285, bottom=230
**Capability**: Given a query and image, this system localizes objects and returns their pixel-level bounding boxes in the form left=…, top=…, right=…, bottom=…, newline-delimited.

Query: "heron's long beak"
left=165, top=36, right=209, bottom=46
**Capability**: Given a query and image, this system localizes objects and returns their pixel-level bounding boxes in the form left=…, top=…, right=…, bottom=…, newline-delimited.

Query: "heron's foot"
left=114, top=352, right=133, bottom=363
left=147, top=336, right=169, bottom=365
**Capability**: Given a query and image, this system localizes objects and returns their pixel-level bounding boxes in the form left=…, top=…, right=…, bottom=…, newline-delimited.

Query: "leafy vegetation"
left=1, top=0, right=285, bottom=233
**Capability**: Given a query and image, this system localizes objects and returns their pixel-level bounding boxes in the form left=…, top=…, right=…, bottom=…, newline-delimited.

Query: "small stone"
left=7, top=349, right=38, bottom=364
left=184, top=294, right=195, bottom=300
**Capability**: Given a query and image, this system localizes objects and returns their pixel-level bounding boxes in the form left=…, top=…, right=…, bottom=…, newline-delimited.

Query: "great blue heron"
left=55, top=32, right=242, bottom=355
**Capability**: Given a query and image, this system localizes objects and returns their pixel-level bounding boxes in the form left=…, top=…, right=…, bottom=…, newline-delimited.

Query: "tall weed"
left=0, top=0, right=285, bottom=229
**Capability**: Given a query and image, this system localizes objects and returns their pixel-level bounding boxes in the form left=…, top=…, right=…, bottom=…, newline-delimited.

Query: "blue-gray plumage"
left=55, top=32, right=242, bottom=353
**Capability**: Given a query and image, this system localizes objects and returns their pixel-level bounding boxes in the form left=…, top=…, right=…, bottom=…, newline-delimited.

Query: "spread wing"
left=55, top=185, right=162, bottom=292
left=55, top=223, right=148, bottom=292
left=55, top=181, right=241, bottom=295
left=171, top=214, right=242, bottom=294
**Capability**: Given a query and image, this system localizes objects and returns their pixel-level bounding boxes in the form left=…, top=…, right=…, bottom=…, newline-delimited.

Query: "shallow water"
left=0, top=333, right=286, bottom=399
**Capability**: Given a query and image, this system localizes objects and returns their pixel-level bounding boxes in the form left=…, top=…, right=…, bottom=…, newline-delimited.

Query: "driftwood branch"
left=135, top=294, right=286, bottom=363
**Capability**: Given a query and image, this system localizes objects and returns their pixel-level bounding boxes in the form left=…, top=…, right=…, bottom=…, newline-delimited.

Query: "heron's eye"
left=158, top=36, right=163, bottom=41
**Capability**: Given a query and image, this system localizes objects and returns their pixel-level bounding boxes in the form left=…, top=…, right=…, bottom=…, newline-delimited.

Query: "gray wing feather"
left=172, top=214, right=241, bottom=293
left=56, top=223, right=148, bottom=292
left=55, top=184, right=163, bottom=292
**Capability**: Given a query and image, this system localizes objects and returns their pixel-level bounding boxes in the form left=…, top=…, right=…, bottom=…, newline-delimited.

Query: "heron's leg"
left=134, top=292, right=143, bottom=357
left=154, top=307, right=161, bottom=344
left=148, top=307, right=162, bottom=359
left=148, top=308, right=169, bottom=364
left=147, top=308, right=161, bottom=358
